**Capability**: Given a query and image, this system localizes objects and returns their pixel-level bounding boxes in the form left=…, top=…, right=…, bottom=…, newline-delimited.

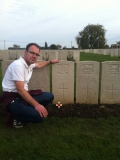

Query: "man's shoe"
left=13, top=119, right=23, bottom=128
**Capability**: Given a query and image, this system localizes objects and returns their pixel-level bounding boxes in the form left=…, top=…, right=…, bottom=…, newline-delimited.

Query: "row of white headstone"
left=2, top=60, right=120, bottom=104
left=80, top=49, right=120, bottom=57
left=1, top=49, right=119, bottom=61
left=0, top=50, right=80, bottom=62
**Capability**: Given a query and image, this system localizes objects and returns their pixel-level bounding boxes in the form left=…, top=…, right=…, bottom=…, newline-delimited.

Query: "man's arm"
left=35, top=59, right=59, bottom=68
left=15, top=81, right=48, bottom=117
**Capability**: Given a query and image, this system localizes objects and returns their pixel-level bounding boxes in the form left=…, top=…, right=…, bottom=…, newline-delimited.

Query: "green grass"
left=0, top=53, right=120, bottom=160
left=80, top=52, right=120, bottom=62
left=0, top=117, right=120, bottom=160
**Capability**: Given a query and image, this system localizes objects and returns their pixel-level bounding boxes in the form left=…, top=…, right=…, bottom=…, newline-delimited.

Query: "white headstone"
left=118, top=49, right=120, bottom=57
left=58, top=50, right=68, bottom=60
left=76, top=61, right=100, bottom=104
left=73, top=50, right=80, bottom=62
left=8, top=50, right=17, bottom=60
left=100, top=61, right=120, bottom=104
left=0, top=50, right=3, bottom=60
left=28, top=62, right=50, bottom=92
left=114, top=49, right=118, bottom=57
left=2, top=50, right=9, bottom=60
left=1, top=60, right=13, bottom=77
left=16, top=50, right=24, bottom=59
left=110, top=49, right=115, bottom=57
left=52, top=61, right=74, bottom=104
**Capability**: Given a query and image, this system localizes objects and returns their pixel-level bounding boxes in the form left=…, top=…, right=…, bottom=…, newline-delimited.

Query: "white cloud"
left=0, top=0, right=120, bottom=49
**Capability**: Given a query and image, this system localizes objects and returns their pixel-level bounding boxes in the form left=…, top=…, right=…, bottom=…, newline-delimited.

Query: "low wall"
left=2, top=60, right=120, bottom=104
left=80, top=49, right=120, bottom=57
left=0, top=50, right=80, bottom=62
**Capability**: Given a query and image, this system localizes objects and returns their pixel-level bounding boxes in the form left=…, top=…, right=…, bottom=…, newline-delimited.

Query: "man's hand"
left=50, top=59, right=59, bottom=64
left=35, top=59, right=59, bottom=68
left=35, top=104, right=48, bottom=118
left=15, top=81, right=48, bottom=118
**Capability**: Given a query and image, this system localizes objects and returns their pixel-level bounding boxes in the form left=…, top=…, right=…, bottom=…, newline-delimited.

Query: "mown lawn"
left=80, top=52, right=120, bottom=62
left=0, top=116, right=120, bottom=160
left=0, top=53, right=120, bottom=160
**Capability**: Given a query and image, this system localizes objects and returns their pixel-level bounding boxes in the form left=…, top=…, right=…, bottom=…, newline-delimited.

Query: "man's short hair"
left=26, top=43, right=40, bottom=51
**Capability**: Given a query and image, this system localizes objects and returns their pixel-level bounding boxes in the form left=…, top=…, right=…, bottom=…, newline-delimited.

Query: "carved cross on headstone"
left=58, top=83, right=68, bottom=99
left=107, top=84, right=118, bottom=99
left=82, top=83, right=92, bottom=98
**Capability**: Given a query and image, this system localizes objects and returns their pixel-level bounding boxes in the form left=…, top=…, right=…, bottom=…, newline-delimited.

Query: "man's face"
left=24, top=45, right=40, bottom=65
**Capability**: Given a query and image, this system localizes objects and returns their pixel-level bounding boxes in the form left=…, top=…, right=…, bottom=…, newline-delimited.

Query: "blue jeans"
left=8, top=92, right=54, bottom=123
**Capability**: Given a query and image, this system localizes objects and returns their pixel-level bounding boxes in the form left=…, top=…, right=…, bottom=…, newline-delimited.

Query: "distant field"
left=80, top=52, right=120, bottom=62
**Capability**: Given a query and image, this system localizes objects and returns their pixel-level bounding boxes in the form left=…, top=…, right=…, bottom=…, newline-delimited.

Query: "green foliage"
left=45, top=41, right=48, bottom=49
left=8, top=47, right=25, bottom=50
left=76, top=24, right=107, bottom=49
left=67, top=52, right=75, bottom=61
left=63, top=46, right=67, bottom=49
left=104, top=44, right=110, bottom=48
left=50, top=44, right=58, bottom=49
left=13, top=44, right=20, bottom=48
left=8, top=44, right=21, bottom=50
left=56, top=44, right=62, bottom=49
left=42, top=53, right=50, bottom=61
left=67, top=56, right=74, bottom=61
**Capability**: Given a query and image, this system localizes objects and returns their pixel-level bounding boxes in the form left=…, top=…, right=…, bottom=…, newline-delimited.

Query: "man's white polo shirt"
left=2, top=57, right=35, bottom=92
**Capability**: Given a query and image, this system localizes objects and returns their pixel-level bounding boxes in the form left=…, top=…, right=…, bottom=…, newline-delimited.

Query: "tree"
left=13, top=44, right=20, bottom=48
left=63, top=46, right=67, bottom=49
left=45, top=41, right=48, bottom=49
left=56, top=44, right=62, bottom=49
left=104, top=44, right=109, bottom=48
left=50, top=44, right=58, bottom=49
left=75, top=24, right=107, bottom=49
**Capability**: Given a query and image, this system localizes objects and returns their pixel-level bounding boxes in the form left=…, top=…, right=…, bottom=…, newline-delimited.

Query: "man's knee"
left=50, top=93, right=54, bottom=101
left=44, top=92, right=54, bottom=102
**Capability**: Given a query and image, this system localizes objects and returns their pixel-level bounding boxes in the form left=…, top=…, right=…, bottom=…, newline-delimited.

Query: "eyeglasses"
left=27, top=51, right=40, bottom=57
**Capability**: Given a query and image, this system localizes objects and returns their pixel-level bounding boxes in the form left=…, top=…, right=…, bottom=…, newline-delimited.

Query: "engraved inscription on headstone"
left=100, top=61, right=120, bottom=104
left=108, top=64, right=119, bottom=74
left=82, top=82, right=93, bottom=98
left=82, top=64, right=94, bottom=74
left=58, top=83, right=68, bottom=99
left=52, top=61, right=74, bottom=104
left=106, top=84, right=118, bottom=99
left=57, top=64, right=69, bottom=74
left=76, top=61, right=99, bottom=104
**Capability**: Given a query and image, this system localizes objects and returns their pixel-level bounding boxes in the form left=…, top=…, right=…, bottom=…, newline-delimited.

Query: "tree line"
left=8, top=43, right=76, bottom=50
left=8, top=24, right=110, bottom=50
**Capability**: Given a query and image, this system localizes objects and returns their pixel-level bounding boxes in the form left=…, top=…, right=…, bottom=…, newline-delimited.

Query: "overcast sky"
left=0, top=0, right=120, bottom=49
